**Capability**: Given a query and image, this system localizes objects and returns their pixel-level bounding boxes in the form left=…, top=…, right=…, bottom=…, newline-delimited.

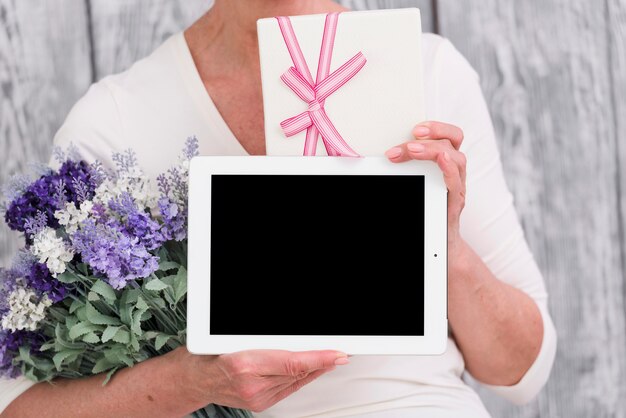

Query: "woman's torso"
left=46, top=32, right=491, bottom=418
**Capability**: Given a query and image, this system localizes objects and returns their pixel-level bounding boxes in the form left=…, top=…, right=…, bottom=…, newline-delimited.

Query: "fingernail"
left=413, top=126, right=430, bottom=137
left=385, top=147, right=402, bottom=159
left=334, top=357, right=350, bottom=366
left=407, top=142, right=425, bottom=153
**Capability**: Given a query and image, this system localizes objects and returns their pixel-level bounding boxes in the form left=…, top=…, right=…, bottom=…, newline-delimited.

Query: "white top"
left=0, top=32, right=557, bottom=417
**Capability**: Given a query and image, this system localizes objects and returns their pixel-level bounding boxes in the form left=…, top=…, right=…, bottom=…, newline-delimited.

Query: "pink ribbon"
left=276, top=12, right=366, bottom=157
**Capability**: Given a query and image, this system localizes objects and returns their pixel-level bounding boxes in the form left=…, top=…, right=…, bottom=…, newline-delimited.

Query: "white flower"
left=1, top=285, right=52, bottom=332
left=54, top=200, right=93, bottom=234
left=93, top=172, right=158, bottom=210
left=31, top=227, right=74, bottom=276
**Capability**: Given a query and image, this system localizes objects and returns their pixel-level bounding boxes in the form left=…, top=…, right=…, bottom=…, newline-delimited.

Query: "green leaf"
left=158, top=261, right=180, bottom=271
left=112, top=329, right=130, bottom=344
left=68, top=321, right=100, bottom=340
left=75, top=305, right=87, bottom=322
left=85, top=302, right=121, bottom=326
left=24, top=367, right=38, bottom=382
left=101, top=326, right=121, bottom=343
left=160, top=275, right=177, bottom=287
left=56, top=270, right=80, bottom=284
left=145, top=278, right=168, bottom=291
left=127, top=297, right=150, bottom=336
left=155, top=334, right=172, bottom=351
left=65, top=315, right=79, bottom=330
left=87, top=291, right=100, bottom=301
left=122, top=289, right=140, bottom=305
left=54, top=323, right=85, bottom=350
left=91, top=280, right=117, bottom=303
left=69, top=299, right=84, bottom=314
left=82, top=332, right=100, bottom=344
left=39, top=341, right=55, bottom=352
left=53, top=350, right=82, bottom=371
left=102, top=367, right=120, bottom=385
left=136, top=296, right=149, bottom=312
left=18, top=346, right=35, bottom=366
left=173, top=267, right=187, bottom=304
left=146, top=297, right=166, bottom=309
left=129, top=333, right=140, bottom=352
left=76, top=263, right=89, bottom=276
left=92, top=357, right=116, bottom=374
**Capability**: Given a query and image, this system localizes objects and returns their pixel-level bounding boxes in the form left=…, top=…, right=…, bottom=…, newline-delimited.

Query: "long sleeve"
left=427, top=36, right=557, bottom=404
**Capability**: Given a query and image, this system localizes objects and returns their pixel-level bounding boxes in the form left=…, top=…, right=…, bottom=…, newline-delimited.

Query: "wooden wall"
left=1, top=0, right=625, bottom=416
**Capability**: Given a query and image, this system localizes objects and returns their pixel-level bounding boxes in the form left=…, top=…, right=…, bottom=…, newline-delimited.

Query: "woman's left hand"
left=385, top=121, right=466, bottom=253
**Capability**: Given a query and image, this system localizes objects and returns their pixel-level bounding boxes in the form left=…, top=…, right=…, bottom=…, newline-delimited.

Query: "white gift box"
left=257, top=8, right=424, bottom=156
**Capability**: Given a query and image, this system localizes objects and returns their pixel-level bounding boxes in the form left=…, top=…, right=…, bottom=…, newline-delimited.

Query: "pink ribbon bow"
left=276, top=13, right=367, bottom=157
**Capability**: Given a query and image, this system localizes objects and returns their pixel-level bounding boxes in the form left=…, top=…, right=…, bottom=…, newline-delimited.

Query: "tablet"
left=187, top=156, right=447, bottom=355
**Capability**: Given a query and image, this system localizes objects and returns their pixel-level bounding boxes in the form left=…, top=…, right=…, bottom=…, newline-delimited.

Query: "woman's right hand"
left=173, top=347, right=349, bottom=413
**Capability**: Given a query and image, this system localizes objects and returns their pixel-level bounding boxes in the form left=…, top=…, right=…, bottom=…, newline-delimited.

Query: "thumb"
left=283, top=350, right=349, bottom=377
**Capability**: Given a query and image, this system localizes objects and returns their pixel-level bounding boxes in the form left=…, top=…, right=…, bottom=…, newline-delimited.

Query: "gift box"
left=257, top=8, right=424, bottom=157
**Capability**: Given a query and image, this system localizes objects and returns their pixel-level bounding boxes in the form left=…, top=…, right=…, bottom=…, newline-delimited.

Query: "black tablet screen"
left=209, top=174, right=425, bottom=336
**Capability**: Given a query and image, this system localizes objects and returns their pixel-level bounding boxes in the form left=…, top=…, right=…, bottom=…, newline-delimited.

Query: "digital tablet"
left=187, top=156, right=447, bottom=355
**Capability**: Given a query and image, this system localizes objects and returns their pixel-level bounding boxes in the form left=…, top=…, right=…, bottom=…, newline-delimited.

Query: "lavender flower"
left=182, top=136, right=199, bottom=161
left=23, top=212, right=49, bottom=237
left=0, top=329, right=44, bottom=378
left=4, top=173, right=63, bottom=233
left=2, top=253, right=67, bottom=305
left=155, top=136, right=197, bottom=241
left=27, top=263, right=67, bottom=303
left=109, top=193, right=165, bottom=250
left=1, top=174, right=32, bottom=206
left=58, top=160, right=96, bottom=204
left=3, top=160, right=95, bottom=235
left=71, top=219, right=159, bottom=289
left=158, top=197, right=187, bottom=241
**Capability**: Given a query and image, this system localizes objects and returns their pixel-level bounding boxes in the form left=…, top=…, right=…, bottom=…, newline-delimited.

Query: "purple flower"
left=158, top=197, right=187, bottom=241
left=109, top=193, right=165, bottom=250
left=26, top=263, right=67, bottom=303
left=58, top=160, right=96, bottom=204
left=23, top=212, right=49, bottom=237
left=0, top=268, right=21, bottom=318
left=71, top=219, right=159, bottom=289
left=4, top=174, right=63, bottom=233
left=1, top=253, right=68, bottom=305
left=182, top=136, right=199, bottom=161
left=3, top=160, right=95, bottom=235
left=0, top=329, right=45, bottom=379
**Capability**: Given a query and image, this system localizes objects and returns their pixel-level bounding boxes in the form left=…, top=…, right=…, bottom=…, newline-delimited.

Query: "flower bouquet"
left=0, top=138, right=252, bottom=418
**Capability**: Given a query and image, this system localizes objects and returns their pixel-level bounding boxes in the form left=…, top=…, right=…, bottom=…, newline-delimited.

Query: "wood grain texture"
left=89, top=0, right=210, bottom=79
left=0, top=0, right=92, bottom=266
left=608, top=1, right=626, bottom=323
left=338, top=0, right=435, bottom=32
left=437, top=0, right=626, bottom=417
left=1, top=0, right=625, bottom=416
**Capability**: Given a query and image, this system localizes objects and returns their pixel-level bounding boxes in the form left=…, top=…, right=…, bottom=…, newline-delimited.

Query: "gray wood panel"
left=437, top=0, right=626, bottom=417
left=89, top=0, right=210, bottom=79
left=339, top=0, right=435, bottom=32
left=608, top=1, right=626, bottom=317
left=1, top=0, right=626, bottom=416
left=0, top=0, right=92, bottom=266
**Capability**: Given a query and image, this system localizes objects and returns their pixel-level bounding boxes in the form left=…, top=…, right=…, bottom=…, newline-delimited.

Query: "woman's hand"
left=385, top=121, right=466, bottom=253
left=175, top=347, right=348, bottom=413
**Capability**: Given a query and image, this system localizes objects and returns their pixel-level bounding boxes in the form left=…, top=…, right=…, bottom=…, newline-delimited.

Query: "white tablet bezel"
left=187, top=156, right=447, bottom=355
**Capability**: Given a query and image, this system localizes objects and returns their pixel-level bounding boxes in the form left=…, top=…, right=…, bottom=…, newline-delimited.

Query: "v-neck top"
left=0, top=32, right=556, bottom=418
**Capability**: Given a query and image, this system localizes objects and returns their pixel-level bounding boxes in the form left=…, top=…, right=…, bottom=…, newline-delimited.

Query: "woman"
left=0, top=1, right=557, bottom=417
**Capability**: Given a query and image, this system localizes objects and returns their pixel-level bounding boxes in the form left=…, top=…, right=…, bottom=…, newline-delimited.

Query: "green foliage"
left=20, top=241, right=189, bottom=383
